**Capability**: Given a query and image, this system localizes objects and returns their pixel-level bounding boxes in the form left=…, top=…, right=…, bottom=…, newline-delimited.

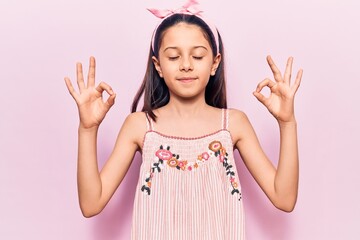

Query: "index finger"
left=87, top=56, right=96, bottom=87
left=266, top=55, right=282, bottom=82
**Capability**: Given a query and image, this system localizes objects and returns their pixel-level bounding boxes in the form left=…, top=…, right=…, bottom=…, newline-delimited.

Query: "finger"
left=105, top=93, right=116, bottom=108
left=255, top=78, right=276, bottom=92
left=253, top=91, right=267, bottom=106
left=97, top=81, right=116, bottom=109
left=87, top=56, right=96, bottom=87
left=267, top=55, right=282, bottom=82
left=64, top=77, right=79, bottom=100
left=95, top=81, right=115, bottom=95
left=292, top=69, right=303, bottom=93
left=76, top=62, right=86, bottom=93
left=284, top=56, right=293, bottom=84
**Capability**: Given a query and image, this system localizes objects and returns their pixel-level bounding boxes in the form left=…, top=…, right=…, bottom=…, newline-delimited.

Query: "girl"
left=65, top=1, right=302, bottom=239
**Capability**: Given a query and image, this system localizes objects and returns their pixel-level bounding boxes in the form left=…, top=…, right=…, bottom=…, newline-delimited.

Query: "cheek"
left=196, top=60, right=214, bottom=73
left=159, top=57, right=176, bottom=71
left=161, top=63, right=178, bottom=76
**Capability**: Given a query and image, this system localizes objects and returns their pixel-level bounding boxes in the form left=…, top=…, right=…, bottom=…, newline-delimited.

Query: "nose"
left=179, top=57, right=193, bottom=72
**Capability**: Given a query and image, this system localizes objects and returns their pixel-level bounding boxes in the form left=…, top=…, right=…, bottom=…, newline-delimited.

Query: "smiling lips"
left=177, top=77, right=197, bottom=83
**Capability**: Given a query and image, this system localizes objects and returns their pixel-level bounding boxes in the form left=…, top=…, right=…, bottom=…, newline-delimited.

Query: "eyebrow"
left=163, top=46, right=208, bottom=53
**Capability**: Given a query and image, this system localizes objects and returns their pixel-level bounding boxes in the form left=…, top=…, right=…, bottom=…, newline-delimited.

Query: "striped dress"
left=131, top=109, right=245, bottom=239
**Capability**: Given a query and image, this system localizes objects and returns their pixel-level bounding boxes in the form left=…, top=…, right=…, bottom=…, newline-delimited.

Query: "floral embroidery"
left=201, top=152, right=210, bottom=160
left=167, top=157, right=178, bottom=167
left=209, top=140, right=222, bottom=152
left=208, top=141, right=242, bottom=201
left=155, top=148, right=172, bottom=160
left=141, top=141, right=242, bottom=201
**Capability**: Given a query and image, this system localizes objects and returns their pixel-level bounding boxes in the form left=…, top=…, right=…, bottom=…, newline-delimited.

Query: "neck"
left=165, top=95, right=210, bottom=118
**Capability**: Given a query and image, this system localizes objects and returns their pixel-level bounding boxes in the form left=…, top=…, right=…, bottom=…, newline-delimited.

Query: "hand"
left=64, top=56, right=116, bottom=129
left=253, top=55, right=303, bottom=123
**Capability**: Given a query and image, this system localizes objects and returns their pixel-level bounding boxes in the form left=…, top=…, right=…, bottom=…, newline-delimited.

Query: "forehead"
left=160, top=23, right=211, bottom=50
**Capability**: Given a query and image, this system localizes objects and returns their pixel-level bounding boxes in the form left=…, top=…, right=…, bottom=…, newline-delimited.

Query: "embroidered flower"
left=177, top=160, right=188, bottom=170
left=183, top=160, right=188, bottom=167
left=178, top=161, right=185, bottom=168
left=188, top=166, right=193, bottom=171
left=201, top=152, right=210, bottom=160
left=155, top=148, right=172, bottom=160
left=209, top=141, right=222, bottom=152
left=168, top=157, right=178, bottom=167
left=219, top=155, right=225, bottom=162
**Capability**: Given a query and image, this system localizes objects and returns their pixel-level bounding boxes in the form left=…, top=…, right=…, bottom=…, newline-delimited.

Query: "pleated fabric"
left=131, top=109, right=245, bottom=240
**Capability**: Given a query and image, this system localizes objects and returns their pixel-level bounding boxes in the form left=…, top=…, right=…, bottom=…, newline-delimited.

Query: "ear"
left=210, top=53, right=221, bottom=76
left=152, top=56, right=163, bottom=78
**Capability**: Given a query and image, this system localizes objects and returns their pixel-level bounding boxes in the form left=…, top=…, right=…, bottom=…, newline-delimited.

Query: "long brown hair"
left=131, top=14, right=227, bottom=121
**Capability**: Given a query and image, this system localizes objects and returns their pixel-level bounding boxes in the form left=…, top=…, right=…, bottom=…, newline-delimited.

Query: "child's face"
left=152, top=23, right=221, bottom=100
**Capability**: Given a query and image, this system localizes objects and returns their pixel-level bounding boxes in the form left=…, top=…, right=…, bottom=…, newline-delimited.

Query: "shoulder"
left=123, top=111, right=148, bottom=126
left=228, top=108, right=250, bottom=126
left=120, top=111, right=148, bottom=149
left=227, top=108, right=254, bottom=144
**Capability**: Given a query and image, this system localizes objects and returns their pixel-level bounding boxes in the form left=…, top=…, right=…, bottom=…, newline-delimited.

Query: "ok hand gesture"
left=64, top=56, right=116, bottom=129
left=253, top=56, right=303, bottom=123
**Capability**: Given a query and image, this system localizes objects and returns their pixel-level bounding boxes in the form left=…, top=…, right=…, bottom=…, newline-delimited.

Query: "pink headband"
left=148, top=0, right=219, bottom=54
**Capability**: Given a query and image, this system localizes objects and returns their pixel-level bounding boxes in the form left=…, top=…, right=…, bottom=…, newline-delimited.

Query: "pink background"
left=1, top=0, right=359, bottom=239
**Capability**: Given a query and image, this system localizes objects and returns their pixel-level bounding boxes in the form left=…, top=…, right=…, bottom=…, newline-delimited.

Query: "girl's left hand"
left=253, top=55, right=303, bottom=123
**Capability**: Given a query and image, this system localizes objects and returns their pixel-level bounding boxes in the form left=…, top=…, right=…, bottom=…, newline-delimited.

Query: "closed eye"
left=193, top=56, right=203, bottom=60
left=169, top=56, right=179, bottom=61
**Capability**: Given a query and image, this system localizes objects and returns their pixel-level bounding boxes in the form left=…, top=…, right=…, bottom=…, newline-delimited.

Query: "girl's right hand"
left=64, top=56, right=116, bottom=129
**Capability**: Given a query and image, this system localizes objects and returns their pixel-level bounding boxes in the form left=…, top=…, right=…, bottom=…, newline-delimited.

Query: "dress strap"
left=222, top=108, right=229, bottom=130
left=145, top=112, right=155, bottom=131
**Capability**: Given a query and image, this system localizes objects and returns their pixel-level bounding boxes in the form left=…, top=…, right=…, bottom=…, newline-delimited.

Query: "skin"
left=64, top=22, right=303, bottom=217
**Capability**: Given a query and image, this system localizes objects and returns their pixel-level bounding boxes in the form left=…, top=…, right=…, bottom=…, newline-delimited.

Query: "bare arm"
left=76, top=115, right=140, bottom=217
left=233, top=56, right=302, bottom=212
left=65, top=57, right=142, bottom=217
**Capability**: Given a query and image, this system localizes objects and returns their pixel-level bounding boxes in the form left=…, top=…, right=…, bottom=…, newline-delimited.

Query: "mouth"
left=177, top=77, right=197, bottom=83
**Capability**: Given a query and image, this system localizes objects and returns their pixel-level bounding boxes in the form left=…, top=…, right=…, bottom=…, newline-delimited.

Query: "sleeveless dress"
left=131, top=109, right=245, bottom=240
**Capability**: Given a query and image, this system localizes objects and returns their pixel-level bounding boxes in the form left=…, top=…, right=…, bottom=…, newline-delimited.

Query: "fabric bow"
left=147, top=0, right=203, bottom=19
left=147, top=0, right=219, bottom=53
